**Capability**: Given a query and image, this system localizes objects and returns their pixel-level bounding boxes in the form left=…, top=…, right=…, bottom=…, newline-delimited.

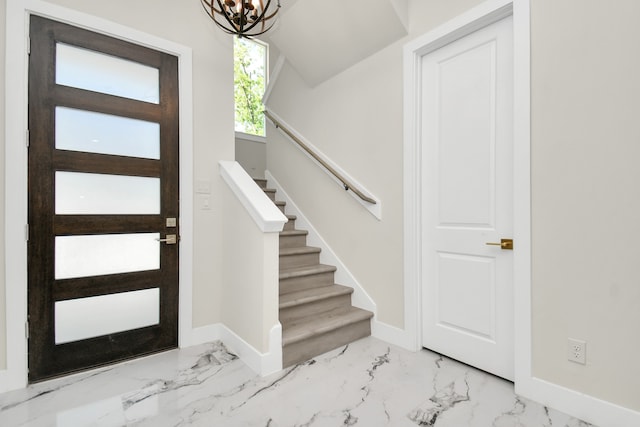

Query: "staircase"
left=255, top=179, right=374, bottom=367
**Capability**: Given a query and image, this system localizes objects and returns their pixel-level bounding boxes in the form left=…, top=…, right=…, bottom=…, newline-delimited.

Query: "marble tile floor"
left=0, top=337, right=596, bottom=427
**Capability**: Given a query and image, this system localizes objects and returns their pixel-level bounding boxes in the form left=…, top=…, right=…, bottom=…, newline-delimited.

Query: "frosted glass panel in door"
left=56, top=43, right=160, bottom=103
left=56, top=172, right=160, bottom=215
left=55, top=233, right=160, bottom=279
left=55, top=288, right=160, bottom=344
left=56, top=107, right=160, bottom=159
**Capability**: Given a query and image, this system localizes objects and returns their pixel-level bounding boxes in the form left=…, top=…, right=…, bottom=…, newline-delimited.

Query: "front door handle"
left=485, top=238, right=513, bottom=250
left=157, top=234, right=177, bottom=245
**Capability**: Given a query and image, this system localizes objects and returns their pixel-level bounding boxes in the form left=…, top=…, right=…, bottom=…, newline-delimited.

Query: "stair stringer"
left=265, top=170, right=377, bottom=317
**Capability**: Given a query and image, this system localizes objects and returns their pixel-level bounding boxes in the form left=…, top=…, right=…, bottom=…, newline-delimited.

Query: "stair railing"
left=264, top=110, right=377, bottom=205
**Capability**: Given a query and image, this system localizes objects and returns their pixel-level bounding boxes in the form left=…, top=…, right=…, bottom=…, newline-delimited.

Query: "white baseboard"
left=517, top=376, right=640, bottom=427
left=0, top=369, right=11, bottom=393
left=189, top=324, right=223, bottom=347
left=189, top=323, right=282, bottom=376
left=0, top=356, right=27, bottom=394
left=371, top=320, right=416, bottom=351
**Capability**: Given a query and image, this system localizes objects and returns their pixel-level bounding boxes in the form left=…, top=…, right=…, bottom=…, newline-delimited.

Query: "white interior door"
left=421, top=16, right=514, bottom=380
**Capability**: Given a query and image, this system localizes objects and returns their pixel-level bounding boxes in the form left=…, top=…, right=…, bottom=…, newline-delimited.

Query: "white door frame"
left=403, top=0, right=531, bottom=385
left=2, top=0, right=194, bottom=392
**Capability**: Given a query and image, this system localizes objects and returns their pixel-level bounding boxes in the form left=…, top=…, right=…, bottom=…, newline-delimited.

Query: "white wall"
left=266, top=59, right=404, bottom=326
left=235, top=135, right=266, bottom=179
left=220, top=181, right=279, bottom=352
left=531, top=0, right=640, bottom=412
left=265, top=0, right=640, bottom=417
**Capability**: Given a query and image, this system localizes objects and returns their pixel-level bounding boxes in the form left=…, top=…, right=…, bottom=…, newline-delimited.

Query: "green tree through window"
left=234, top=37, right=267, bottom=136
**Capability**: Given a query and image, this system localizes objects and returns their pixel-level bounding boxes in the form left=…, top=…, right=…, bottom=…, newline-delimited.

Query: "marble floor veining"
left=0, top=337, right=595, bottom=426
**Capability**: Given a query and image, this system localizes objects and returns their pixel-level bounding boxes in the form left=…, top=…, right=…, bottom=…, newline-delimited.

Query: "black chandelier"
left=201, top=0, right=281, bottom=38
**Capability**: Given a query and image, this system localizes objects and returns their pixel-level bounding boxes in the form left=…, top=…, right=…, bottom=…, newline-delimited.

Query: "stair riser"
left=279, top=234, right=307, bottom=249
left=276, top=204, right=286, bottom=214
left=265, top=191, right=276, bottom=202
left=279, top=252, right=320, bottom=270
left=280, top=271, right=335, bottom=294
left=283, top=320, right=371, bottom=367
left=254, top=179, right=267, bottom=189
left=280, top=294, right=353, bottom=324
left=283, top=219, right=296, bottom=231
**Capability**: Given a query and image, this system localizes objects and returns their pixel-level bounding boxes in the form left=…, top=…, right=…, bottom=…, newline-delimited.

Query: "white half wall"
left=235, top=132, right=267, bottom=180
left=218, top=161, right=285, bottom=375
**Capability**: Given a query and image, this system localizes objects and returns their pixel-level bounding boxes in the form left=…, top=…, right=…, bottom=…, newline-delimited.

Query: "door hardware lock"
left=157, top=234, right=177, bottom=245
left=485, top=238, right=513, bottom=250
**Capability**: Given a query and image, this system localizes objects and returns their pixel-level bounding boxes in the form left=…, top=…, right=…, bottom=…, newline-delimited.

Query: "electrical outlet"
left=567, top=338, right=587, bottom=364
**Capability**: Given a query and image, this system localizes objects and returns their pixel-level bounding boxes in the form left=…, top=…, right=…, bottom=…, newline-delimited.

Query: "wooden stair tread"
left=280, top=284, right=353, bottom=309
left=282, top=306, right=373, bottom=346
left=280, top=264, right=336, bottom=280
left=279, top=246, right=321, bottom=257
left=280, top=229, right=308, bottom=237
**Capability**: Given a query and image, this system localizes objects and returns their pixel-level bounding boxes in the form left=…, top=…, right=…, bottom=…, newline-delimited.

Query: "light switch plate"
left=200, top=195, right=211, bottom=210
left=195, top=180, right=211, bottom=194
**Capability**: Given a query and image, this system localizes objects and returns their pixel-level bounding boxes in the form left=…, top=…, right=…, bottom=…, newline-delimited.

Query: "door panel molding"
left=420, top=15, right=514, bottom=380
left=402, top=0, right=530, bottom=390
left=2, top=0, right=193, bottom=392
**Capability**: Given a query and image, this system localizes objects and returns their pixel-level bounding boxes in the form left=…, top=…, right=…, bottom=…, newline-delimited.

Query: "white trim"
left=190, top=322, right=283, bottom=376
left=262, top=54, right=285, bottom=105
left=219, top=161, right=287, bottom=233
left=189, top=323, right=223, bottom=348
left=235, top=131, right=267, bottom=144
left=519, top=377, right=640, bottom=427
left=3, top=0, right=30, bottom=393
left=2, top=0, right=194, bottom=392
left=510, top=0, right=532, bottom=400
left=370, top=320, right=415, bottom=351
left=264, top=109, right=382, bottom=220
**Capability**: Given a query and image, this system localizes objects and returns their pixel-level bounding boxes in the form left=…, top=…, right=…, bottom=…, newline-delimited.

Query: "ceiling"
left=263, top=0, right=409, bottom=87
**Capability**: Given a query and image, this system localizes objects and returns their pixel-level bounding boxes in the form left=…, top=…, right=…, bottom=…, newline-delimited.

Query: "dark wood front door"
left=27, top=16, right=180, bottom=382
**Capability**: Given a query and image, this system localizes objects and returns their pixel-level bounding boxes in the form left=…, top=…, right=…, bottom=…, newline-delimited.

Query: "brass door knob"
left=485, top=238, right=513, bottom=250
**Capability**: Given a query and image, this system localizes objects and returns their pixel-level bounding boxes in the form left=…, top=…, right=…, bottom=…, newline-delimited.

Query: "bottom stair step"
left=282, top=307, right=373, bottom=367
left=279, top=284, right=354, bottom=324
